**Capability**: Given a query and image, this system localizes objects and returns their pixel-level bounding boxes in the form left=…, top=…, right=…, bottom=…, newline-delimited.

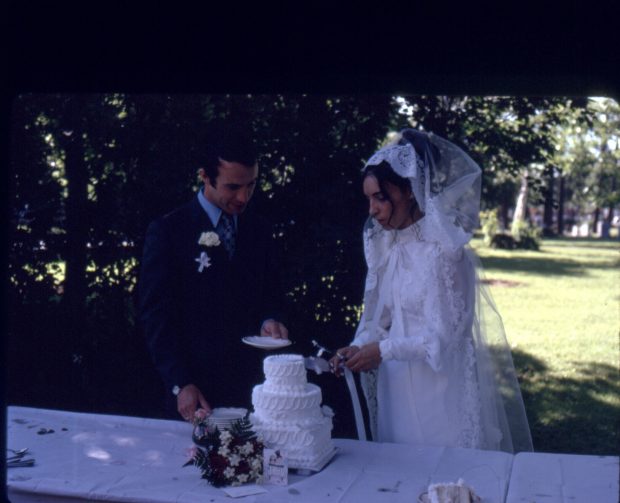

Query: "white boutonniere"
left=195, top=231, right=220, bottom=273
left=195, top=251, right=211, bottom=272
left=198, top=231, right=221, bottom=247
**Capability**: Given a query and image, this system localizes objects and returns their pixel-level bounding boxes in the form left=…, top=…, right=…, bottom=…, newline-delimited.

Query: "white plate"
left=206, top=408, right=247, bottom=430
left=242, top=336, right=292, bottom=349
left=210, top=407, right=247, bottom=420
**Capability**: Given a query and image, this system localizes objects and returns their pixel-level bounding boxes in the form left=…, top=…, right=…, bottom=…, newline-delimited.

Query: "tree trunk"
left=605, top=176, right=616, bottom=226
left=605, top=205, right=614, bottom=224
left=557, top=173, right=565, bottom=235
left=592, top=207, right=600, bottom=235
left=501, top=197, right=510, bottom=231
left=511, top=171, right=528, bottom=239
left=59, top=97, right=90, bottom=408
left=543, top=166, right=555, bottom=236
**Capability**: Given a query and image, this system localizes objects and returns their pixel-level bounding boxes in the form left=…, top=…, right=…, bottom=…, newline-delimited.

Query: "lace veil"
left=360, top=129, right=533, bottom=453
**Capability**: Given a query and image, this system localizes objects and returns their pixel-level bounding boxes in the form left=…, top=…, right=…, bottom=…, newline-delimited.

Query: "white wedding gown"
left=350, top=131, right=532, bottom=453
left=352, top=217, right=496, bottom=449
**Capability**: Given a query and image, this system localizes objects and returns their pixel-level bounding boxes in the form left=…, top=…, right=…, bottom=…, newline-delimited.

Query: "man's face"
left=201, top=159, right=259, bottom=215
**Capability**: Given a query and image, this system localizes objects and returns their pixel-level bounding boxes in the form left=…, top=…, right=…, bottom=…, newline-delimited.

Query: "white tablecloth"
left=506, top=451, right=619, bottom=503
left=6, top=406, right=514, bottom=502
left=6, top=406, right=618, bottom=502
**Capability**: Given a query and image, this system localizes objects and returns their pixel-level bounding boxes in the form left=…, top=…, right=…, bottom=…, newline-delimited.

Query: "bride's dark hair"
left=363, top=161, right=418, bottom=223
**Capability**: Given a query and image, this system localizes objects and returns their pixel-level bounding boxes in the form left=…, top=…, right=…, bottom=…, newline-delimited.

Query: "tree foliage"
left=397, top=95, right=590, bottom=227
left=551, top=98, right=619, bottom=226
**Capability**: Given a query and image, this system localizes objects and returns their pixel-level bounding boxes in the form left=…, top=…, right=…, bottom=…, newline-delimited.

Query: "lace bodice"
left=353, top=218, right=474, bottom=368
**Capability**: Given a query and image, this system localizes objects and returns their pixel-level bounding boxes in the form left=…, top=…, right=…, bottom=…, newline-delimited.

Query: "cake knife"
left=305, top=341, right=367, bottom=442
left=303, top=356, right=331, bottom=375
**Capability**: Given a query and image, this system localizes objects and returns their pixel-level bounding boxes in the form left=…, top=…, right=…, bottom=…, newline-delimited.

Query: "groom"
left=138, top=121, right=288, bottom=421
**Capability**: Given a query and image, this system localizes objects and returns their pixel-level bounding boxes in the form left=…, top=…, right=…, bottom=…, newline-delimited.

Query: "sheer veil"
left=471, top=250, right=533, bottom=452
left=360, top=129, right=533, bottom=453
left=467, top=248, right=533, bottom=453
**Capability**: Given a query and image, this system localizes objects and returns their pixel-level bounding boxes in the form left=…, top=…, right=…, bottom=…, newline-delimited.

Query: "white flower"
left=228, top=453, right=241, bottom=467
left=198, top=231, right=221, bottom=247
left=239, top=442, right=254, bottom=455
left=218, top=445, right=230, bottom=457
left=223, top=467, right=236, bottom=479
left=237, top=473, right=249, bottom=484
left=219, top=430, right=232, bottom=444
left=195, top=251, right=211, bottom=272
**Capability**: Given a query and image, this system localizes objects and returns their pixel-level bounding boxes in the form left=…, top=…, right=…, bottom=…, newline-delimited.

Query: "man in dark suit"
left=138, top=123, right=288, bottom=421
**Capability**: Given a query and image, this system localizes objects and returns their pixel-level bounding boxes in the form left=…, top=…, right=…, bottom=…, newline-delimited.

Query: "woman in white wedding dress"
left=331, top=129, right=533, bottom=453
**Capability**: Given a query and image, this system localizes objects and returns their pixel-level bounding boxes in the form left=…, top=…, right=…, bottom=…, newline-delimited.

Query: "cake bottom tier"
left=250, top=414, right=335, bottom=470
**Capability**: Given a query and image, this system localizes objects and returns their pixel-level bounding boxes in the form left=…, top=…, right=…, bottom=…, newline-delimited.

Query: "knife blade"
left=303, top=356, right=331, bottom=375
left=7, top=458, right=35, bottom=468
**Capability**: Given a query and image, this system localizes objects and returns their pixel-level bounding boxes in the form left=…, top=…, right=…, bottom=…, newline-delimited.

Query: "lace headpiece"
left=364, top=129, right=482, bottom=250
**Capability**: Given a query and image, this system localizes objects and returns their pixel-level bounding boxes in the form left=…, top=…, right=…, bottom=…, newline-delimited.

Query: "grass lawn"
left=470, top=236, right=620, bottom=455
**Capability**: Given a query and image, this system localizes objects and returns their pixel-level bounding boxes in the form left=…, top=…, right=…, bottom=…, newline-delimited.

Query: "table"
left=5, top=406, right=618, bottom=502
left=506, top=451, right=619, bottom=503
left=6, top=406, right=513, bottom=502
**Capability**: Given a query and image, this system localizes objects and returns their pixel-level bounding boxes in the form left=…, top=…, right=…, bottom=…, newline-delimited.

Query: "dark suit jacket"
left=138, top=196, right=283, bottom=413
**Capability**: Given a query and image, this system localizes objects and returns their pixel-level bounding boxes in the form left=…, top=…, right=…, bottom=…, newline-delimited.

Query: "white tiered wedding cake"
left=250, top=354, right=336, bottom=471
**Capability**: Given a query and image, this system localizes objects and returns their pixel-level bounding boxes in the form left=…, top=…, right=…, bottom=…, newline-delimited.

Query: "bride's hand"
left=329, top=346, right=359, bottom=377
left=344, top=342, right=382, bottom=373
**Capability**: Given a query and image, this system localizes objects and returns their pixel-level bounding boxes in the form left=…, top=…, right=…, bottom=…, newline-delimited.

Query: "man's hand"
left=343, top=342, right=382, bottom=373
left=177, top=384, right=211, bottom=422
left=329, top=345, right=360, bottom=377
left=260, top=319, right=289, bottom=339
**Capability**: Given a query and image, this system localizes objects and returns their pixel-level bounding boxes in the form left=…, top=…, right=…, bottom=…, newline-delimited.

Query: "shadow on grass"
left=542, top=236, right=620, bottom=251
left=511, top=348, right=620, bottom=456
left=474, top=236, right=619, bottom=277
left=479, top=255, right=590, bottom=277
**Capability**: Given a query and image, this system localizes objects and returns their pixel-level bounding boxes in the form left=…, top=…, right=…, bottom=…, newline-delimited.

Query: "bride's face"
left=363, top=175, right=413, bottom=230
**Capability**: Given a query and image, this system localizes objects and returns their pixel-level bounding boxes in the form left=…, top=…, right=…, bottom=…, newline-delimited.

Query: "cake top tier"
left=263, top=354, right=307, bottom=386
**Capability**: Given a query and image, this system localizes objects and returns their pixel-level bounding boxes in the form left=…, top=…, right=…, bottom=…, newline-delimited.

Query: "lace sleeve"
left=351, top=223, right=391, bottom=347
left=351, top=286, right=390, bottom=347
left=379, top=245, right=475, bottom=371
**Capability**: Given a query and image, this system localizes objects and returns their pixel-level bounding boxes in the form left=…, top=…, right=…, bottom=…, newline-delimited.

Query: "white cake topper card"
left=263, top=448, right=288, bottom=485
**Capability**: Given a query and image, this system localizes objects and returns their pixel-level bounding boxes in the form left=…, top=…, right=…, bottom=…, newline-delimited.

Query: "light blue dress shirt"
left=197, top=189, right=237, bottom=230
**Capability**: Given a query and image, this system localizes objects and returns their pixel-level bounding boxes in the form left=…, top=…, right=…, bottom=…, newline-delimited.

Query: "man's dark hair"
left=201, top=120, right=258, bottom=186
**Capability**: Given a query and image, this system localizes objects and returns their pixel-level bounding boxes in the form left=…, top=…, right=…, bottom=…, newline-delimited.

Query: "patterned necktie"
left=217, top=213, right=236, bottom=259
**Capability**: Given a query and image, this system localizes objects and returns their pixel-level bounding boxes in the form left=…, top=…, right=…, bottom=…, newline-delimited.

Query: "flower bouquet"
left=184, top=408, right=264, bottom=487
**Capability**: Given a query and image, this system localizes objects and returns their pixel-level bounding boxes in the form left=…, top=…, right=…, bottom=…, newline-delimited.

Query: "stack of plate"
left=207, top=407, right=248, bottom=431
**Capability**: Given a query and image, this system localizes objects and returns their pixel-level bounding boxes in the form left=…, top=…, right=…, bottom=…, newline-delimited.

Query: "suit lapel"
left=188, top=196, right=214, bottom=231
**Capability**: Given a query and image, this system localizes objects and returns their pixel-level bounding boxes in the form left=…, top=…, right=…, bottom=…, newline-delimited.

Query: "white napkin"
left=221, top=484, right=268, bottom=498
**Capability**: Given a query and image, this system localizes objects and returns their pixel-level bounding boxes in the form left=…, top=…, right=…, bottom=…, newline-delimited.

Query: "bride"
left=331, top=129, right=533, bottom=453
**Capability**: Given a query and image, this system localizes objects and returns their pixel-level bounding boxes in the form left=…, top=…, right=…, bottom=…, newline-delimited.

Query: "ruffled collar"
left=396, top=218, right=424, bottom=242
left=375, top=217, right=425, bottom=245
